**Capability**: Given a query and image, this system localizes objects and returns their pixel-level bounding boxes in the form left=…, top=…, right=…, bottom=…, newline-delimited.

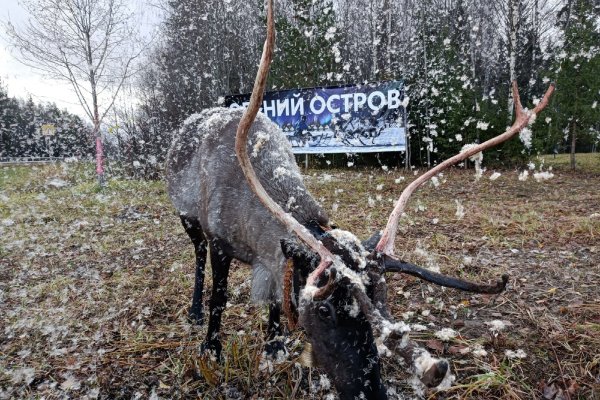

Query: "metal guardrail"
left=0, top=156, right=77, bottom=166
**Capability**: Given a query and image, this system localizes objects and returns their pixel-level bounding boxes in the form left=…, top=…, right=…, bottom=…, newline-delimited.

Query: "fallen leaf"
left=426, top=339, right=444, bottom=353
left=448, top=344, right=470, bottom=355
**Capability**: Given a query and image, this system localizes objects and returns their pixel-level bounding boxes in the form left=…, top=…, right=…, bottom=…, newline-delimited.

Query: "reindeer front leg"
left=265, top=302, right=286, bottom=358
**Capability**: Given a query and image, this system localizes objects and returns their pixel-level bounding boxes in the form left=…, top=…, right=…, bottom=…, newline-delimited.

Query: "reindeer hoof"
left=201, top=339, right=222, bottom=360
left=188, top=308, right=204, bottom=326
left=421, top=359, right=448, bottom=387
left=265, top=339, right=287, bottom=360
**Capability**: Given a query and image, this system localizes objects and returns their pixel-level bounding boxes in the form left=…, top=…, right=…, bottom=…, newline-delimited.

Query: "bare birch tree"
left=5, top=0, right=143, bottom=186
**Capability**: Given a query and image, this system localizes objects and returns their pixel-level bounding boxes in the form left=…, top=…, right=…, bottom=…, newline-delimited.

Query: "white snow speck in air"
left=519, top=127, right=532, bottom=149
left=476, top=121, right=489, bottom=130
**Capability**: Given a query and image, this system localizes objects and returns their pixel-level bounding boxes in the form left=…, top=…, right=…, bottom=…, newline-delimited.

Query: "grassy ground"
left=0, top=157, right=599, bottom=399
left=539, top=152, right=600, bottom=173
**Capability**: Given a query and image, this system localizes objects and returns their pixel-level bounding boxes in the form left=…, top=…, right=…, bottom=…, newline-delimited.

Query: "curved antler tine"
left=533, top=83, right=555, bottom=114
left=234, top=0, right=335, bottom=288
left=383, top=256, right=508, bottom=294
left=312, top=268, right=338, bottom=301
left=374, top=81, right=555, bottom=257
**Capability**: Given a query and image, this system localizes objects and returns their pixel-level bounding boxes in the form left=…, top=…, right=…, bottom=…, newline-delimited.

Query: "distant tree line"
left=0, top=78, right=94, bottom=159
left=112, top=0, right=598, bottom=174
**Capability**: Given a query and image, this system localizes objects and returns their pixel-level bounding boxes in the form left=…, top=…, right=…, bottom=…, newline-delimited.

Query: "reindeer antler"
left=375, top=82, right=555, bottom=256
left=234, top=0, right=336, bottom=292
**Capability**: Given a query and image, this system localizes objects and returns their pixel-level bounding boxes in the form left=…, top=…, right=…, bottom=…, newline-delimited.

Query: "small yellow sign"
left=41, top=124, right=56, bottom=136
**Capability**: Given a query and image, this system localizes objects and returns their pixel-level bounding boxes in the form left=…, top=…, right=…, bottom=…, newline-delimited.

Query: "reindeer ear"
left=362, top=230, right=382, bottom=252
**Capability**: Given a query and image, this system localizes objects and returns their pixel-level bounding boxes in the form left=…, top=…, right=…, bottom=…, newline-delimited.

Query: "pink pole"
left=95, top=135, right=104, bottom=177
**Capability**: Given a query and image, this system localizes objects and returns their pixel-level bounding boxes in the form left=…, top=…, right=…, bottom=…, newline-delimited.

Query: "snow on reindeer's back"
left=166, top=107, right=328, bottom=226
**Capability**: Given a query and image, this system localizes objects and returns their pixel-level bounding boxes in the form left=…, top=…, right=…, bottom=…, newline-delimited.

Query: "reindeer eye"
left=318, top=305, right=330, bottom=320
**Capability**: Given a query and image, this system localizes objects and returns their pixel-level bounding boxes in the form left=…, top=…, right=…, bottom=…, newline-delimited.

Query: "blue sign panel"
left=225, top=81, right=406, bottom=154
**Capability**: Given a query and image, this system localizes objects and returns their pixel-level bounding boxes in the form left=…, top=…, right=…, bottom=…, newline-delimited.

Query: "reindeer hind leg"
left=180, top=215, right=207, bottom=325
left=202, top=238, right=232, bottom=360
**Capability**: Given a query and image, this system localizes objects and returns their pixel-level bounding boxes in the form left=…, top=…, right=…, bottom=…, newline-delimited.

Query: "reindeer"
left=166, top=1, right=554, bottom=398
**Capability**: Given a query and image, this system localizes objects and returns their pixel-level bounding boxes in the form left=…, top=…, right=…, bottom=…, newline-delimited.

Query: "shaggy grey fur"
left=166, top=108, right=328, bottom=302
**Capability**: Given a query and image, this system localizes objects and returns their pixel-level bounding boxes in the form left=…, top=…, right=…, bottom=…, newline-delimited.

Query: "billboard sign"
left=225, top=80, right=406, bottom=154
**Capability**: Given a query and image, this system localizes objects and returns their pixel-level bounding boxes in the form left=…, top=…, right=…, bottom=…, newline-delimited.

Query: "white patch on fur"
left=252, top=131, right=271, bottom=157
left=202, top=110, right=236, bottom=139
left=346, top=298, right=360, bottom=317
left=329, top=228, right=369, bottom=269
left=336, top=261, right=369, bottom=289
left=273, top=166, right=291, bottom=180
left=183, top=113, right=202, bottom=126
left=414, top=351, right=438, bottom=377
left=375, top=319, right=411, bottom=358
left=286, top=196, right=296, bottom=210
left=298, top=230, right=371, bottom=299
left=413, top=350, right=454, bottom=391
left=300, top=285, right=319, bottom=302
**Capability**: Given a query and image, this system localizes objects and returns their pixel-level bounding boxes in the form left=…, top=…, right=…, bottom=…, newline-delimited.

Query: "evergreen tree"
left=547, top=0, right=599, bottom=167
left=270, top=0, right=342, bottom=88
left=157, top=0, right=261, bottom=129
left=0, top=78, right=93, bottom=159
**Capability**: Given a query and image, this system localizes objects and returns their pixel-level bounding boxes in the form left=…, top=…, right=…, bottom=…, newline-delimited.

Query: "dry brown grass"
left=1, top=161, right=599, bottom=399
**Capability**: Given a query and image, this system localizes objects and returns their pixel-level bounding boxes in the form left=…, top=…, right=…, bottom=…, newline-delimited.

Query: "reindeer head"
left=279, top=227, right=509, bottom=398
left=281, top=231, right=388, bottom=398
left=234, top=1, right=553, bottom=397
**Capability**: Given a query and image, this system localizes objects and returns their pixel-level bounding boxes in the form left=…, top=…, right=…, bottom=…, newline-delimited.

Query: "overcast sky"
left=0, top=0, right=162, bottom=119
